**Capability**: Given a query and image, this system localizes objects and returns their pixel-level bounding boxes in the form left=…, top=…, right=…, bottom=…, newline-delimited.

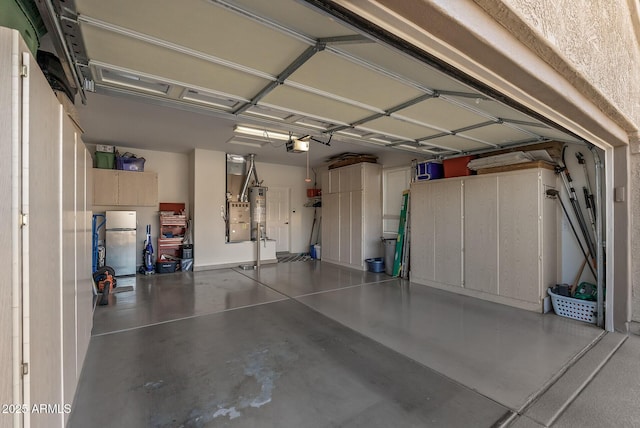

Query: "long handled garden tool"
left=546, top=189, right=596, bottom=278
left=575, top=151, right=597, bottom=239
left=556, top=146, right=596, bottom=260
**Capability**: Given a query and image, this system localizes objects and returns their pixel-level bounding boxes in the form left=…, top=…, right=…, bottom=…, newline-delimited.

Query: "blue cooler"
left=416, top=161, right=443, bottom=180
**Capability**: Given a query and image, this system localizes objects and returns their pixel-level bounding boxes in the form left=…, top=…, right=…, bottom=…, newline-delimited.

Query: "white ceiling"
left=56, top=0, right=583, bottom=167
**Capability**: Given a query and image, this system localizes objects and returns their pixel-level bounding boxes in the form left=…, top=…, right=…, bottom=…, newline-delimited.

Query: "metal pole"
left=240, top=154, right=258, bottom=203
left=546, top=190, right=597, bottom=278
left=577, top=152, right=598, bottom=239
left=590, top=146, right=604, bottom=328
left=556, top=166, right=596, bottom=259
left=256, top=221, right=261, bottom=269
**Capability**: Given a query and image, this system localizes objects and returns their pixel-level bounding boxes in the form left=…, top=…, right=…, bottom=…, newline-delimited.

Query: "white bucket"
left=314, top=244, right=321, bottom=260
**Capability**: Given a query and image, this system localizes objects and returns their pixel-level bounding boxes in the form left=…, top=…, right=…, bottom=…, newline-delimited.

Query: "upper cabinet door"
left=337, top=164, right=363, bottom=193
left=329, top=168, right=340, bottom=194
left=93, top=169, right=119, bottom=205
left=118, top=171, right=158, bottom=206
left=348, top=164, right=363, bottom=192
left=93, top=170, right=158, bottom=207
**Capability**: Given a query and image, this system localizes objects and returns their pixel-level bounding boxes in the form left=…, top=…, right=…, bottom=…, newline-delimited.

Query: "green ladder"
left=392, top=190, right=410, bottom=277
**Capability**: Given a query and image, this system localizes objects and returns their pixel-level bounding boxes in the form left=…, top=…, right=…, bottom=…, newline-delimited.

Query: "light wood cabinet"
left=1, top=28, right=93, bottom=427
left=93, top=168, right=119, bottom=205
left=411, top=168, right=557, bottom=312
left=322, top=163, right=382, bottom=270
left=93, top=169, right=158, bottom=206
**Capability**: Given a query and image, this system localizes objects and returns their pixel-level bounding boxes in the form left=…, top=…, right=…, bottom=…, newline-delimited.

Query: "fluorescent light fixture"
left=234, top=125, right=290, bottom=141
left=226, top=137, right=267, bottom=148
left=100, top=68, right=170, bottom=95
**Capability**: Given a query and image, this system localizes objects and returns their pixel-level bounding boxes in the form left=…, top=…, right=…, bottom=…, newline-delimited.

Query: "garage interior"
left=3, top=0, right=637, bottom=427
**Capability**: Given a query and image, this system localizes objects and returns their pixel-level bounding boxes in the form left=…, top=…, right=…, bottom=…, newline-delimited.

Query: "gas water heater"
left=249, top=186, right=267, bottom=241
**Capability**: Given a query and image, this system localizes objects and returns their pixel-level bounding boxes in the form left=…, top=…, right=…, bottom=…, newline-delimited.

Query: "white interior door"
left=266, top=187, right=290, bottom=253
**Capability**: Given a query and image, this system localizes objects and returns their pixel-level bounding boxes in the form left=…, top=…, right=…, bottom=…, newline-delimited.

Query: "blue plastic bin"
left=365, top=257, right=385, bottom=273
left=416, top=161, right=443, bottom=180
left=116, top=156, right=145, bottom=172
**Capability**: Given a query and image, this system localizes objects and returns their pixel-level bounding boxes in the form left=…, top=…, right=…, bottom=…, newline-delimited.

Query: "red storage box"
left=306, top=188, right=321, bottom=197
left=443, top=155, right=477, bottom=178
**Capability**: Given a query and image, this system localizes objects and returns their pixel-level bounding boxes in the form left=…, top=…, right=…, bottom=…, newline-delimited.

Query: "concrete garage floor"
left=70, top=261, right=629, bottom=427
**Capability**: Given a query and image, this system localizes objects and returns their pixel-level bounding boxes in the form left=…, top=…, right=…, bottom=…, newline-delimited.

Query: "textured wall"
left=500, top=0, right=640, bottom=126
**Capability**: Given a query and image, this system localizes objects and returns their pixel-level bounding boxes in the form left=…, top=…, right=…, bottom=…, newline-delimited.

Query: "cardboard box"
left=96, top=144, right=115, bottom=153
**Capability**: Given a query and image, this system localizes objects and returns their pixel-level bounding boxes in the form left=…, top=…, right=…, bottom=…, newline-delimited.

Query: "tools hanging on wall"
left=555, top=146, right=597, bottom=262
left=549, top=144, right=605, bottom=327
left=546, top=188, right=596, bottom=278
left=576, top=151, right=597, bottom=239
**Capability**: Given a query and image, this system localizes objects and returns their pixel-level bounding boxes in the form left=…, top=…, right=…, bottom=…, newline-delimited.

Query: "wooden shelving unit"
left=158, top=203, right=187, bottom=260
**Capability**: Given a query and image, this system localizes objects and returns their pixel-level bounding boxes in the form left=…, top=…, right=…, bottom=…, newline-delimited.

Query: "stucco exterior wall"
left=494, top=0, right=640, bottom=130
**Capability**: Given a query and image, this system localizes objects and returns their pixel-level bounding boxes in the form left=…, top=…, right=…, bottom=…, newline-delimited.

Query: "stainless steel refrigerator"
left=106, top=211, right=137, bottom=276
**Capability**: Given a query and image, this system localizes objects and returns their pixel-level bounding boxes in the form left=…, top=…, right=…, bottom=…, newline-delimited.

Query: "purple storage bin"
left=116, top=156, right=145, bottom=172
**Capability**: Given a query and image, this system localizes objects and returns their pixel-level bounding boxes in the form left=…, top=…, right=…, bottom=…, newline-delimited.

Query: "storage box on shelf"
left=95, top=151, right=115, bottom=169
left=416, top=161, right=443, bottom=181
left=96, top=144, right=115, bottom=153
left=443, top=155, right=477, bottom=178
left=116, top=156, right=145, bottom=172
